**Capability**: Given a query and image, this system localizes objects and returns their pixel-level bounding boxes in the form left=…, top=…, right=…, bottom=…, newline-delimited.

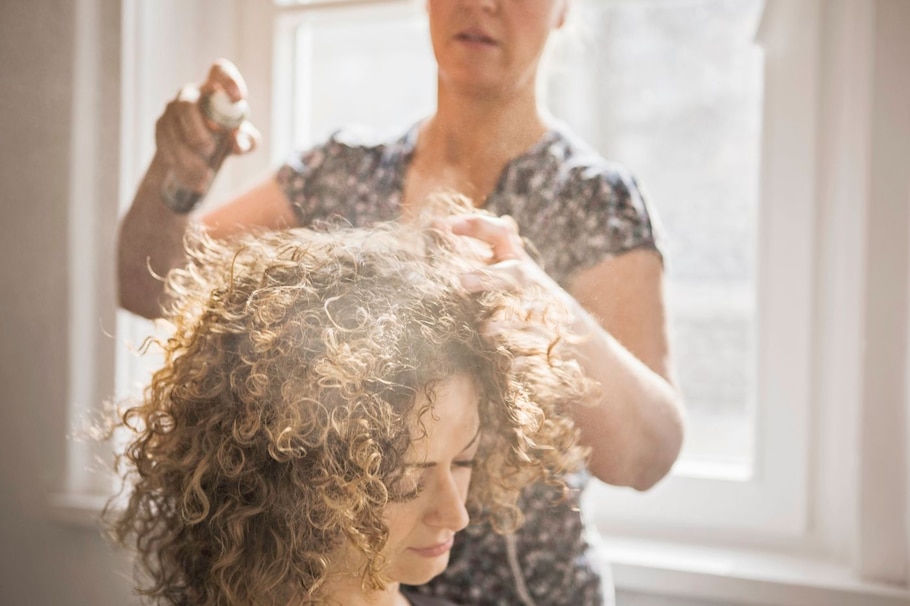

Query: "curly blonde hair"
left=107, top=209, right=593, bottom=605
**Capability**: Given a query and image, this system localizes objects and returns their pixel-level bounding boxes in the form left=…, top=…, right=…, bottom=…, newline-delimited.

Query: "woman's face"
left=427, top=0, right=568, bottom=96
left=381, top=372, right=481, bottom=585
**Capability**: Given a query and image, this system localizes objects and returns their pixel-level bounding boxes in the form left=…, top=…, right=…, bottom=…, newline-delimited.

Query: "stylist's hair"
left=105, top=196, right=593, bottom=606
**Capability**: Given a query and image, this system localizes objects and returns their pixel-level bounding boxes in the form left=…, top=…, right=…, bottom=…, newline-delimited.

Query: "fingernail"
left=460, top=273, right=483, bottom=292
left=448, top=217, right=470, bottom=233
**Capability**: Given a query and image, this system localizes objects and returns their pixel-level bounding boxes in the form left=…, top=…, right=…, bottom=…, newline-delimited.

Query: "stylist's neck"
left=431, top=78, right=549, bottom=158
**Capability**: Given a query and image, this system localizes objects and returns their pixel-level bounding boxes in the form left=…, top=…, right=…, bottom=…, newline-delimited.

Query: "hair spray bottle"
left=160, top=89, right=250, bottom=214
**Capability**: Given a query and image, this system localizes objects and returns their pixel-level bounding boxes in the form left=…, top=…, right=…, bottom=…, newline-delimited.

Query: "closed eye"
left=390, top=426, right=481, bottom=501
left=391, top=483, right=425, bottom=502
left=389, top=468, right=427, bottom=502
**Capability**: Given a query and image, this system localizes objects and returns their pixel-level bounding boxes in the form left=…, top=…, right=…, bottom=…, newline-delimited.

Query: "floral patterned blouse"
left=277, top=124, right=662, bottom=606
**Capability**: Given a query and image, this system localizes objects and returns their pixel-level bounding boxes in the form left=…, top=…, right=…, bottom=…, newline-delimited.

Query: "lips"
left=455, top=27, right=497, bottom=46
left=408, top=537, right=455, bottom=558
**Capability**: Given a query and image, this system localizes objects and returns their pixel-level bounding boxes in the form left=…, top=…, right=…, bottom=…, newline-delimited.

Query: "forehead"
left=407, top=374, right=481, bottom=458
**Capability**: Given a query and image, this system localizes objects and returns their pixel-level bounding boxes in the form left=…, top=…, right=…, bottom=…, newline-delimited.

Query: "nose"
left=462, top=0, right=499, bottom=13
left=425, top=470, right=470, bottom=532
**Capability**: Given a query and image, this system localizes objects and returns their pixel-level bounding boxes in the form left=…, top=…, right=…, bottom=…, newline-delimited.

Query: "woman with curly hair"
left=107, top=215, right=592, bottom=606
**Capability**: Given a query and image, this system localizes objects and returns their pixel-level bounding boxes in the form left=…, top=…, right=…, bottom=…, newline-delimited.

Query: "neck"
left=425, top=76, right=550, bottom=165
left=401, top=75, right=552, bottom=208
left=318, top=577, right=408, bottom=606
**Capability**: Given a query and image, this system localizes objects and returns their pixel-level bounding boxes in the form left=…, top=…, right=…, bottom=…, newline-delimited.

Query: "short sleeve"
left=571, top=166, right=663, bottom=266
left=275, top=133, right=346, bottom=227
left=496, top=163, right=662, bottom=287
left=275, top=129, right=407, bottom=228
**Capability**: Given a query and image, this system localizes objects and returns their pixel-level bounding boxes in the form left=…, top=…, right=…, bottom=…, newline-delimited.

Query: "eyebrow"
left=408, top=425, right=482, bottom=469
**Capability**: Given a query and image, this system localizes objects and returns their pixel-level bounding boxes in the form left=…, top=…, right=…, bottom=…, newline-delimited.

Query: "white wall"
left=0, top=1, right=134, bottom=604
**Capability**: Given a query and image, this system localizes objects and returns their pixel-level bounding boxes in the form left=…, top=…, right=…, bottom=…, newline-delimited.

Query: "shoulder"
left=274, top=128, right=385, bottom=222
left=275, top=125, right=415, bottom=227
left=495, top=126, right=664, bottom=284
left=546, top=128, right=644, bottom=209
left=503, top=127, right=654, bottom=222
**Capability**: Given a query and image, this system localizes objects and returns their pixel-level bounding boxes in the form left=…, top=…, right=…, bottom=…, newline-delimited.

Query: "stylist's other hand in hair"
left=448, top=214, right=561, bottom=297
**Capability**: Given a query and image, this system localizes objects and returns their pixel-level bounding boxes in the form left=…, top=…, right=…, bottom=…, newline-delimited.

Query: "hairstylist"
left=117, top=1, right=685, bottom=604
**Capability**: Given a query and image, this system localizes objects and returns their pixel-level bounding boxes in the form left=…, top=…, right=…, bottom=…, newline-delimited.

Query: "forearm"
left=560, top=295, right=685, bottom=490
left=117, top=152, right=193, bottom=319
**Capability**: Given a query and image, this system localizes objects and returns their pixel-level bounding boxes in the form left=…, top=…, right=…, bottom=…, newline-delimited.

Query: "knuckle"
left=175, top=84, right=199, bottom=103
left=154, top=114, right=166, bottom=135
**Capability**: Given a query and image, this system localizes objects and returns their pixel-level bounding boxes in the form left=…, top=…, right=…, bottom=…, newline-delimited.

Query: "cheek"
left=383, top=502, right=416, bottom=545
left=525, top=0, right=567, bottom=31
left=508, top=15, right=558, bottom=61
left=377, top=504, right=419, bottom=582
left=455, top=468, right=474, bottom=499
left=425, top=1, right=447, bottom=32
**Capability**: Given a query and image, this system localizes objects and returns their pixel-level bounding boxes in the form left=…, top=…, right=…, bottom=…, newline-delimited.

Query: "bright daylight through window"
left=547, top=0, right=766, bottom=474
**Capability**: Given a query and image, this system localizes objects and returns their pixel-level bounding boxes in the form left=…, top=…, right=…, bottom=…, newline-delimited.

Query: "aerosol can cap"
left=204, top=89, right=249, bottom=130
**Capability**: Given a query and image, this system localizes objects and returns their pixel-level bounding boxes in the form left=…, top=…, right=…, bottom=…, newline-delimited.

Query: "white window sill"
left=603, top=534, right=910, bottom=606
left=48, top=492, right=909, bottom=606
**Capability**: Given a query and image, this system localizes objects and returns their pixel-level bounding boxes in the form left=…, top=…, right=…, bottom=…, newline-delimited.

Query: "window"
left=579, top=0, right=821, bottom=540
left=558, top=0, right=812, bottom=538
left=547, top=0, right=765, bottom=473
left=282, top=3, right=435, bottom=152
